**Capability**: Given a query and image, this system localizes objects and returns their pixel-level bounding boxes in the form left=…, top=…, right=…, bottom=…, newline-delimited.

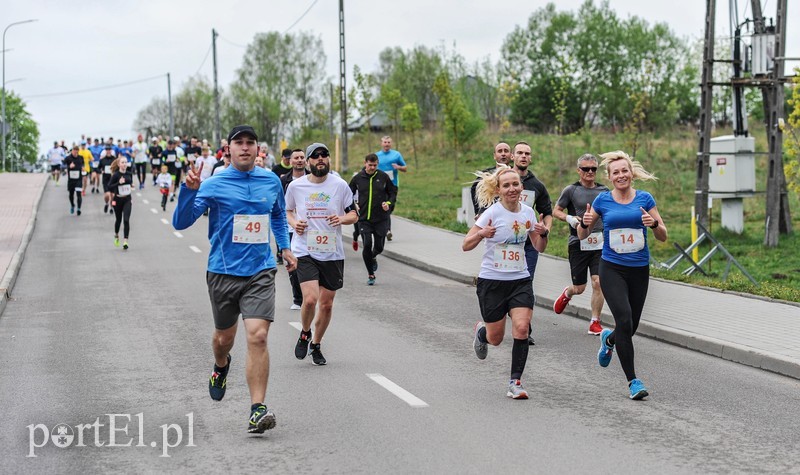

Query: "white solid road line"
left=160, top=218, right=169, bottom=225
left=366, top=373, right=429, bottom=408
left=173, top=231, right=183, bottom=238
left=142, top=199, right=149, bottom=204
left=288, top=322, right=303, bottom=331
left=150, top=208, right=158, bottom=214
left=189, top=246, right=202, bottom=253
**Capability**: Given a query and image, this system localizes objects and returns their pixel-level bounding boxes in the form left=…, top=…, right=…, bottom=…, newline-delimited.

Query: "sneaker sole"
left=311, top=360, right=327, bottom=366
left=588, top=329, right=602, bottom=335
left=473, top=323, right=488, bottom=360
left=248, top=412, right=277, bottom=433
left=507, top=391, right=529, bottom=399
left=630, top=389, right=649, bottom=400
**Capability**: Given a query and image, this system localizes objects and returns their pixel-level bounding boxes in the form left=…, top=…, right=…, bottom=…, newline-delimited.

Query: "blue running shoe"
left=209, top=354, right=231, bottom=401
left=248, top=405, right=276, bottom=433
left=70, top=206, right=75, bottom=214
left=598, top=328, right=614, bottom=367
left=629, top=378, right=649, bottom=400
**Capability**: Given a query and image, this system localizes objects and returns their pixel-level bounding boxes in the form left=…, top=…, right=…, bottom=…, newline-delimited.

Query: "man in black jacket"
left=63, top=146, right=84, bottom=216
left=348, top=153, right=398, bottom=286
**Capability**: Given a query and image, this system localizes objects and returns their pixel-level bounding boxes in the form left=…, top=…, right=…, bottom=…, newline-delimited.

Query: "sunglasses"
left=309, top=151, right=330, bottom=159
left=579, top=167, right=598, bottom=172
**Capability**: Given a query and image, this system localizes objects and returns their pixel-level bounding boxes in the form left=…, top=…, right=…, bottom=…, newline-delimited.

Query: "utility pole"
left=329, top=83, right=335, bottom=146
left=167, top=72, right=174, bottom=139
left=212, top=29, right=221, bottom=147
left=764, top=0, right=792, bottom=246
left=695, top=0, right=716, bottom=230
left=338, top=0, right=348, bottom=172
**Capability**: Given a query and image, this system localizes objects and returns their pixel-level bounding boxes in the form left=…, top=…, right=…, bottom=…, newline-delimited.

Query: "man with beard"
left=470, top=142, right=513, bottom=217
left=285, top=143, right=358, bottom=366
left=513, top=141, right=553, bottom=345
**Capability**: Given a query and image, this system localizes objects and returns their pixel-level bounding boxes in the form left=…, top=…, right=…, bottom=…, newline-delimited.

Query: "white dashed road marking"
left=173, top=231, right=183, bottom=238
left=150, top=208, right=158, bottom=214
left=142, top=199, right=149, bottom=204
left=160, top=218, right=169, bottom=225
left=189, top=246, right=202, bottom=253
left=367, top=374, right=429, bottom=408
left=288, top=322, right=303, bottom=331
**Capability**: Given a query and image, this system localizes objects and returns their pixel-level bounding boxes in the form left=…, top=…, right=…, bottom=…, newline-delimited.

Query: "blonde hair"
left=110, top=157, right=124, bottom=174
left=599, top=150, right=657, bottom=182
left=474, top=164, right=520, bottom=209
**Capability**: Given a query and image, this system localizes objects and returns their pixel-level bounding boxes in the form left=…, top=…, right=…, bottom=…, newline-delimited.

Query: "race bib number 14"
left=232, top=214, right=269, bottom=244
left=609, top=228, right=644, bottom=254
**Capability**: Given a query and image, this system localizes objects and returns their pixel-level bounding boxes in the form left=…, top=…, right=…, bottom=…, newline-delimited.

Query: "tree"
left=377, top=45, right=444, bottom=124
left=433, top=73, right=484, bottom=180
left=400, top=101, right=422, bottom=168
left=1, top=91, right=40, bottom=171
left=133, top=97, right=171, bottom=139
left=380, top=85, right=405, bottom=141
left=352, top=65, right=379, bottom=154
left=173, top=76, right=217, bottom=140
left=783, top=68, right=800, bottom=194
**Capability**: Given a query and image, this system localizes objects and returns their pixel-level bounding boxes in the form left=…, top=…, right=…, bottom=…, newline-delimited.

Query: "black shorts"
left=51, top=164, right=61, bottom=172
left=173, top=167, right=183, bottom=183
left=568, top=242, right=601, bottom=286
left=359, top=218, right=390, bottom=237
left=475, top=277, right=534, bottom=323
left=296, top=256, right=344, bottom=291
left=67, top=180, right=83, bottom=192
left=206, top=267, right=277, bottom=330
left=102, top=175, right=112, bottom=193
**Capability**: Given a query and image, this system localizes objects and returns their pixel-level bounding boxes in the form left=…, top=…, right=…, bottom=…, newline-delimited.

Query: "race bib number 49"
left=493, top=243, right=525, bottom=271
left=580, top=232, right=603, bottom=251
left=306, top=230, right=336, bottom=253
left=232, top=214, right=269, bottom=244
left=609, top=228, right=645, bottom=254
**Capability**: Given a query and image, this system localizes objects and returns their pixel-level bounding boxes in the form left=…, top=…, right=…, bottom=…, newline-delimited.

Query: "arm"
left=641, top=206, right=668, bottom=242
left=385, top=177, right=398, bottom=212
left=576, top=204, right=598, bottom=240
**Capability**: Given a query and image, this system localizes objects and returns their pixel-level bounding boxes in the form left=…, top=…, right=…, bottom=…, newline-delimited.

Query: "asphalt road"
left=1, top=180, right=799, bottom=473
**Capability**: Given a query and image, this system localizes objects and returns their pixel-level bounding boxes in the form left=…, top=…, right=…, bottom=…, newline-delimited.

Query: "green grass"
left=335, top=126, right=800, bottom=303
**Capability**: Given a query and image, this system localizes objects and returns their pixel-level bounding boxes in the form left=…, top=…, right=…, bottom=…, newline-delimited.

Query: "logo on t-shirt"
left=305, top=192, right=332, bottom=219
left=508, top=220, right=532, bottom=244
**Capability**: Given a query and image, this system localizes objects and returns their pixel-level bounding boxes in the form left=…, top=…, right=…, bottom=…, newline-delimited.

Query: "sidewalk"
left=362, top=216, right=800, bottom=380
left=0, top=173, right=48, bottom=316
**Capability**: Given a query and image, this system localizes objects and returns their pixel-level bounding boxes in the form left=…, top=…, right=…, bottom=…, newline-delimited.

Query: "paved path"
left=366, top=216, right=800, bottom=379
left=0, top=173, right=48, bottom=315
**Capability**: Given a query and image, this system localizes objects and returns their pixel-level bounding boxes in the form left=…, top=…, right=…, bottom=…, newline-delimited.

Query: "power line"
left=219, top=35, right=247, bottom=48
left=24, top=74, right=166, bottom=99
left=283, top=0, right=319, bottom=34
left=194, top=44, right=213, bottom=76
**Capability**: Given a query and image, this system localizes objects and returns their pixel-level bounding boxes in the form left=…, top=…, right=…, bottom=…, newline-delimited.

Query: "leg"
left=299, top=280, right=320, bottom=332
left=122, top=200, right=132, bottom=239
left=68, top=189, right=75, bottom=207
left=113, top=202, right=123, bottom=234
left=212, top=322, right=238, bottom=368
left=599, top=261, right=636, bottom=381
left=361, top=231, right=375, bottom=275
left=76, top=189, right=83, bottom=209
left=371, top=231, right=386, bottom=258
left=311, top=287, right=337, bottom=344
left=243, top=318, right=271, bottom=405
left=590, top=275, right=604, bottom=320
left=509, top=307, right=532, bottom=380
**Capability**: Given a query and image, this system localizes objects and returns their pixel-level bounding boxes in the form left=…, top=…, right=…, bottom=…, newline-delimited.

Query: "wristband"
left=649, top=220, right=659, bottom=230
left=580, top=221, right=589, bottom=229
left=541, top=229, right=549, bottom=238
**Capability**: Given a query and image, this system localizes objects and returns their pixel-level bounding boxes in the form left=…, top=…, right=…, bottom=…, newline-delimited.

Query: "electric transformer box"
left=708, top=135, right=756, bottom=195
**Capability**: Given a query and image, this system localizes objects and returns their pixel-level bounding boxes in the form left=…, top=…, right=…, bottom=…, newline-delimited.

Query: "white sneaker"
left=289, top=304, right=301, bottom=310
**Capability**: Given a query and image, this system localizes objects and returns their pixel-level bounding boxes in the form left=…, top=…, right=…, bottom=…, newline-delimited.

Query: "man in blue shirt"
left=173, top=125, right=297, bottom=434
left=375, top=136, right=407, bottom=240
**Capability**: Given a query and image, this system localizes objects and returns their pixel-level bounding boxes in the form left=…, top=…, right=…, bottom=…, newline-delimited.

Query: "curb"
left=0, top=176, right=48, bottom=318
left=346, top=234, right=800, bottom=381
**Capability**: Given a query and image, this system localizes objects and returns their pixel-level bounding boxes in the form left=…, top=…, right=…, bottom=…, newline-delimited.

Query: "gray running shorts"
left=206, top=267, right=276, bottom=329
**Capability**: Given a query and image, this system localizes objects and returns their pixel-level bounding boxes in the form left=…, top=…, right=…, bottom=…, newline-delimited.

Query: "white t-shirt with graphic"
left=474, top=201, right=537, bottom=280
left=285, top=174, right=354, bottom=261
left=132, top=142, right=148, bottom=163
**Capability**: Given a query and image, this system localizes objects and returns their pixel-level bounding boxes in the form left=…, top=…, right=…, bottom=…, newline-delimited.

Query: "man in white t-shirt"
left=196, top=146, right=218, bottom=182
left=48, top=142, right=67, bottom=185
left=285, top=142, right=358, bottom=366
left=132, top=134, right=149, bottom=189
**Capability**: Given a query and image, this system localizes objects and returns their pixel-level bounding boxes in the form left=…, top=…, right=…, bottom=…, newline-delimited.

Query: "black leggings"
left=361, top=229, right=386, bottom=275
left=288, top=233, right=303, bottom=306
left=114, top=197, right=132, bottom=239
left=135, top=163, right=147, bottom=185
left=68, top=187, right=83, bottom=209
left=598, top=259, right=649, bottom=382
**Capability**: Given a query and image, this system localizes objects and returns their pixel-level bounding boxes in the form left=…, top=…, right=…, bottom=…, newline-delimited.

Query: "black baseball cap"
left=227, top=125, right=258, bottom=143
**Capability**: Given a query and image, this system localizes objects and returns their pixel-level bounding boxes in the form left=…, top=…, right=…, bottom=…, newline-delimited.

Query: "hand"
left=566, top=215, right=579, bottom=229
left=282, top=249, right=297, bottom=272
left=582, top=204, right=595, bottom=228
left=327, top=214, right=341, bottom=227
left=640, top=207, right=655, bottom=227
left=381, top=202, right=390, bottom=211
left=120, top=177, right=125, bottom=184
left=185, top=162, right=203, bottom=190
left=533, top=213, right=547, bottom=235
left=69, top=163, right=74, bottom=169
left=392, top=163, right=400, bottom=170
left=480, top=219, right=496, bottom=239
left=294, top=219, right=308, bottom=235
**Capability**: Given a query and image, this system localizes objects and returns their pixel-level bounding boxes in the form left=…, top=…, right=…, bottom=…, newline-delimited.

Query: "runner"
left=173, top=125, right=296, bottom=433
left=161, top=140, right=179, bottom=201
left=148, top=137, right=163, bottom=186
left=348, top=153, right=397, bottom=286
left=375, top=136, right=407, bottom=241
left=48, top=141, right=66, bottom=186
left=286, top=142, right=358, bottom=366
left=578, top=150, right=667, bottom=400
left=552, top=153, right=609, bottom=335
left=196, top=146, right=218, bottom=182
left=156, top=164, right=172, bottom=211
left=470, top=142, right=512, bottom=217
left=132, top=134, right=149, bottom=189
left=98, top=145, right=117, bottom=214
left=63, top=146, right=84, bottom=216
left=172, top=138, right=186, bottom=199
left=463, top=165, right=548, bottom=399
left=108, top=157, right=134, bottom=250
left=513, top=141, right=553, bottom=345
left=280, top=149, right=308, bottom=309
left=78, top=142, right=93, bottom=196
left=184, top=136, right=202, bottom=171
left=272, top=148, right=293, bottom=176
left=89, top=139, right=103, bottom=193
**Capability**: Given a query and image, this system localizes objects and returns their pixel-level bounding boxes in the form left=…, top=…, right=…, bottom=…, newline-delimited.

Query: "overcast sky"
left=2, top=0, right=798, bottom=154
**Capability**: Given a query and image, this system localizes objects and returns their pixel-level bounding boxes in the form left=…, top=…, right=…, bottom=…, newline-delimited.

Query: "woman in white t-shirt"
left=462, top=165, right=549, bottom=399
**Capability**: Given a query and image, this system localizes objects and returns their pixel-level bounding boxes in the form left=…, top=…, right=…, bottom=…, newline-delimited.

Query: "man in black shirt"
left=63, top=146, right=84, bottom=216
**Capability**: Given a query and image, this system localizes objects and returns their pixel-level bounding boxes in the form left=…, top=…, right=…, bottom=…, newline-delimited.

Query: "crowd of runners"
left=48, top=127, right=667, bottom=433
